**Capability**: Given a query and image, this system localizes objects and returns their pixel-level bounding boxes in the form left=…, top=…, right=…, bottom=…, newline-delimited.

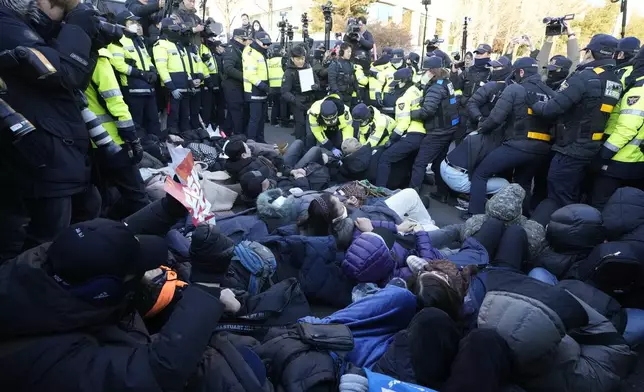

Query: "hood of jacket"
left=547, top=204, right=605, bottom=253
left=342, top=232, right=395, bottom=283
left=602, top=187, right=644, bottom=241
left=0, top=0, right=40, bottom=21
left=256, top=189, right=296, bottom=221
left=0, top=245, right=122, bottom=338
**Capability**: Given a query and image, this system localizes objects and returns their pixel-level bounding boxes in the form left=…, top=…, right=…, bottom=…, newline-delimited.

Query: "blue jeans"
left=528, top=267, right=559, bottom=286
left=440, top=160, right=509, bottom=195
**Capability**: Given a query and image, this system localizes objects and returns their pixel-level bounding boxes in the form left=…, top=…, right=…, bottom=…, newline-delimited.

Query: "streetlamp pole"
left=612, top=0, right=629, bottom=38
left=420, top=0, right=431, bottom=59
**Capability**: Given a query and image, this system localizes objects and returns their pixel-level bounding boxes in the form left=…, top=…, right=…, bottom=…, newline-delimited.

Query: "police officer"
left=451, top=43, right=492, bottom=138
left=86, top=48, right=150, bottom=220
left=307, top=94, right=354, bottom=154
left=426, top=40, right=452, bottom=68
left=409, top=56, right=460, bottom=198
left=222, top=29, right=251, bottom=135
left=351, top=103, right=395, bottom=147
left=380, top=49, right=405, bottom=115
left=375, top=68, right=426, bottom=186
left=614, top=37, right=640, bottom=80
left=368, top=54, right=392, bottom=108
left=468, top=57, right=555, bottom=217
left=153, top=19, right=192, bottom=134
left=589, top=49, right=644, bottom=209
left=531, top=34, right=622, bottom=207
left=242, top=31, right=271, bottom=143
left=180, top=29, right=205, bottom=133
left=328, top=43, right=357, bottom=108
left=543, top=55, right=573, bottom=90
left=205, top=36, right=226, bottom=130
left=466, top=56, right=512, bottom=131
left=353, top=51, right=369, bottom=105
left=267, top=44, right=286, bottom=126
left=406, top=52, right=420, bottom=83
left=198, top=26, right=219, bottom=131
left=282, top=45, right=319, bottom=140
left=109, top=11, right=160, bottom=139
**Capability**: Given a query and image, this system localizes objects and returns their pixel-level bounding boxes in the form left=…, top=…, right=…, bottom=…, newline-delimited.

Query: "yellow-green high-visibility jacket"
left=268, top=56, right=284, bottom=92
left=199, top=44, right=213, bottom=86
left=359, top=106, right=396, bottom=147
left=108, top=35, right=155, bottom=95
left=353, top=63, right=368, bottom=99
left=185, top=45, right=204, bottom=84
left=308, top=94, right=354, bottom=149
left=380, top=65, right=398, bottom=96
left=368, top=62, right=393, bottom=103
left=153, top=39, right=190, bottom=92
left=393, top=85, right=426, bottom=136
left=600, top=75, right=644, bottom=179
left=85, top=49, right=135, bottom=146
left=242, top=45, right=269, bottom=101
left=604, top=64, right=634, bottom=139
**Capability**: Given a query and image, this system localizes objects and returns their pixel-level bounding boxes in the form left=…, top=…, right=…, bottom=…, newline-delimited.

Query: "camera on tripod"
left=346, top=17, right=360, bottom=37
left=321, top=1, right=334, bottom=16
left=425, top=35, right=444, bottom=49
left=543, top=14, right=574, bottom=37
left=277, top=11, right=288, bottom=29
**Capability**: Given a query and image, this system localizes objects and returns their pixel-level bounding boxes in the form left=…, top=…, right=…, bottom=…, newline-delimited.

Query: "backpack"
left=234, top=241, right=277, bottom=295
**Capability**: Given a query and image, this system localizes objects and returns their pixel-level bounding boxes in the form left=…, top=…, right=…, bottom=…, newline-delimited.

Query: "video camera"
left=301, top=12, right=311, bottom=40
left=543, top=14, right=574, bottom=37
left=277, top=11, right=288, bottom=29
left=452, top=52, right=466, bottom=70
left=346, top=17, right=360, bottom=37
left=0, top=77, right=35, bottom=143
left=203, top=17, right=224, bottom=38
left=425, top=35, right=444, bottom=49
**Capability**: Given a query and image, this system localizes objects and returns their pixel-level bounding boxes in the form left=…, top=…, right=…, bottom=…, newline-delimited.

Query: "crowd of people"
left=1, top=0, right=644, bottom=390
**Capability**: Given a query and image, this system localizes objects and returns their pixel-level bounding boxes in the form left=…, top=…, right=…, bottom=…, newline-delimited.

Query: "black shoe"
left=424, top=173, right=435, bottom=185
left=430, top=191, right=449, bottom=204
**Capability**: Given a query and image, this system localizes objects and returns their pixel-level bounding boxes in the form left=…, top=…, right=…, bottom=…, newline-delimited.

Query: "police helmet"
left=391, top=49, right=405, bottom=68
left=320, top=100, right=339, bottom=126
left=351, top=103, right=373, bottom=126
left=421, top=55, right=442, bottom=70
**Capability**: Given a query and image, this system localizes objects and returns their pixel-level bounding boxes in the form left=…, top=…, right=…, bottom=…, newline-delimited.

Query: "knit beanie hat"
left=189, top=223, right=236, bottom=274
left=485, top=184, right=525, bottom=222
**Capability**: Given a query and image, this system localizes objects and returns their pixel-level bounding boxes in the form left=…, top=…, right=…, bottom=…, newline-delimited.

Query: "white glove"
left=219, top=288, right=241, bottom=314
left=171, top=89, right=182, bottom=99
left=406, top=255, right=428, bottom=275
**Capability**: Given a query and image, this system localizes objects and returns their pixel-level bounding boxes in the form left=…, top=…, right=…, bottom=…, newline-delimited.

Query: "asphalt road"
left=263, top=121, right=643, bottom=391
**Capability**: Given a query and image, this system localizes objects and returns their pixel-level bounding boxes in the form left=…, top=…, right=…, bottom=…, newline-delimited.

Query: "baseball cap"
left=240, top=171, right=266, bottom=200
left=583, top=34, right=619, bottom=56
left=351, top=103, right=371, bottom=121
left=393, top=67, right=413, bottom=81
left=513, top=57, right=539, bottom=70
left=233, top=28, right=251, bottom=40
left=160, top=18, right=177, bottom=30
left=116, top=10, right=140, bottom=26
left=255, top=31, right=272, bottom=46
left=474, top=43, right=492, bottom=54
left=544, top=55, right=573, bottom=72
left=422, top=55, right=443, bottom=70
left=47, top=219, right=168, bottom=285
left=617, top=37, right=641, bottom=54
left=488, top=56, right=511, bottom=68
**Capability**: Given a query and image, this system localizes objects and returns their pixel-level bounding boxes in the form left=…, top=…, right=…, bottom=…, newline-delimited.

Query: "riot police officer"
left=267, top=44, right=287, bottom=126
left=466, top=56, right=512, bottom=131
left=468, top=57, right=555, bottom=217
left=375, top=68, right=426, bottom=186
left=222, top=29, right=251, bottom=135
left=282, top=45, right=319, bottom=140
left=242, top=31, right=272, bottom=142
left=614, top=37, right=640, bottom=81
left=543, top=55, right=573, bottom=90
left=328, top=43, right=358, bottom=107
left=351, top=103, right=395, bottom=147
left=380, top=49, right=405, bottom=115
left=406, top=52, right=420, bottom=83
left=409, top=56, right=460, bottom=198
left=367, top=54, right=392, bottom=108
left=531, top=34, right=622, bottom=207
left=307, top=94, right=354, bottom=154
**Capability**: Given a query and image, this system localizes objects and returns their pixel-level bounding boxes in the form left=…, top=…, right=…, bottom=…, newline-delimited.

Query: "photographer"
left=343, top=16, right=373, bottom=65
left=328, top=43, right=358, bottom=108
left=426, top=37, right=451, bottom=68
left=0, top=0, right=103, bottom=255
left=125, top=0, right=164, bottom=44
left=172, top=0, right=203, bottom=47
left=535, top=20, right=579, bottom=72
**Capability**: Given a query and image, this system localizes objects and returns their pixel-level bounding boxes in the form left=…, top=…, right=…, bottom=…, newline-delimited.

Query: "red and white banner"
left=164, top=144, right=213, bottom=224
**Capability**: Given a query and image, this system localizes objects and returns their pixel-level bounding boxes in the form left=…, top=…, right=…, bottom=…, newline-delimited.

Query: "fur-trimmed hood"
left=256, top=189, right=297, bottom=222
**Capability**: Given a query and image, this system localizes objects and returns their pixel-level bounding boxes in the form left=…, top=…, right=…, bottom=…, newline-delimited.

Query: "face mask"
left=420, top=72, right=432, bottom=85
left=127, top=24, right=139, bottom=33
left=392, top=60, right=403, bottom=69
left=332, top=205, right=348, bottom=223
left=474, top=57, right=489, bottom=67
left=31, top=8, right=62, bottom=38
left=511, top=70, right=522, bottom=82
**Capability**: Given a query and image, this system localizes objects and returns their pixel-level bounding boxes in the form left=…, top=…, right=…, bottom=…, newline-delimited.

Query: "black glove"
left=143, top=71, right=157, bottom=84
left=205, top=77, right=215, bottom=90
left=369, top=69, right=378, bottom=78
left=389, top=132, right=402, bottom=145
left=257, top=81, right=269, bottom=93
left=201, top=52, right=211, bottom=62
left=311, top=84, right=320, bottom=91
left=64, top=4, right=100, bottom=38
left=126, top=138, right=144, bottom=165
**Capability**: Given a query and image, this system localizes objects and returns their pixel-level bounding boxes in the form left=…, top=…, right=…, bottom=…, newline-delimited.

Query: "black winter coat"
left=328, top=58, right=357, bottom=96
left=225, top=156, right=277, bottom=182
left=0, top=245, right=225, bottom=392
left=531, top=59, right=619, bottom=159
left=412, top=79, right=457, bottom=136
left=339, top=145, right=373, bottom=181
left=0, top=5, right=93, bottom=198
left=479, top=73, right=554, bottom=155
left=281, top=60, right=319, bottom=106
left=222, top=42, right=244, bottom=85
left=451, top=65, right=490, bottom=101
left=126, top=0, right=162, bottom=44
left=601, top=187, right=644, bottom=257
left=446, top=131, right=503, bottom=179
left=533, top=203, right=605, bottom=278
left=466, top=80, right=508, bottom=129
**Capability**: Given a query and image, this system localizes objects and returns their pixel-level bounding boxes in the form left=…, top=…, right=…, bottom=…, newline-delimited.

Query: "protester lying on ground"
left=239, top=162, right=331, bottom=201
left=0, top=217, right=242, bottom=391
left=224, top=140, right=278, bottom=181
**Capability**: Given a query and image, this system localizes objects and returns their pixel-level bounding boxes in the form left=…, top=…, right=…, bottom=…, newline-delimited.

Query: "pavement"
left=262, top=121, right=643, bottom=391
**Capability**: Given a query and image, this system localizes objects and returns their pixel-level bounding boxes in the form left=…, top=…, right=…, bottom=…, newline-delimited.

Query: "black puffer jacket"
left=339, top=145, right=373, bottom=181
left=411, top=79, right=457, bottom=136
left=282, top=60, right=319, bottom=106
left=225, top=156, right=277, bottom=182
left=601, top=187, right=644, bottom=256
left=533, top=204, right=605, bottom=278
left=479, top=73, right=554, bottom=155
left=222, top=41, right=244, bottom=85
left=466, top=80, right=508, bottom=129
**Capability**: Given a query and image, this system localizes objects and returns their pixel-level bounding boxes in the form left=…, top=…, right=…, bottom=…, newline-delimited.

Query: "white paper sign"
left=299, top=68, right=315, bottom=92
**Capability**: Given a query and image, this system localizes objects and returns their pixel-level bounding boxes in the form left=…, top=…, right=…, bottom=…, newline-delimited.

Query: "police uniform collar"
left=577, top=58, right=616, bottom=71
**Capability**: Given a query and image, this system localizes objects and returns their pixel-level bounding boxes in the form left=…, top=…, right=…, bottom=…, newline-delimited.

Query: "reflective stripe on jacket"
left=393, top=86, right=426, bottom=135
left=359, top=107, right=395, bottom=146
left=153, top=39, right=190, bottom=91
left=307, top=94, right=354, bottom=148
left=108, top=35, right=155, bottom=95
left=243, top=45, right=269, bottom=101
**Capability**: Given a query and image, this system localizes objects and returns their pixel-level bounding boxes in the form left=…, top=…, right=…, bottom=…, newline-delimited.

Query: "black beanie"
left=189, top=224, right=236, bottom=274
left=240, top=171, right=266, bottom=199
left=225, top=140, right=246, bottom=161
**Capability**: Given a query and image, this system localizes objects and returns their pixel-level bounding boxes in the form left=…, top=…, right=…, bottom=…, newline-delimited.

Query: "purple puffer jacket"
left=342, top=221, right=443, bottom=285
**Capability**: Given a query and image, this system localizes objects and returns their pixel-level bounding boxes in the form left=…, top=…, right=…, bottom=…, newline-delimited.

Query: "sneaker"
left=455, top=198, right=469, bottom=211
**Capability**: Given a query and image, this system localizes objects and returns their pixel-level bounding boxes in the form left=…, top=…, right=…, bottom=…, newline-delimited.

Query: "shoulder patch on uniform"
left=604, top=80, right=622, bottom=100
left=398, top=102, right=405, bottom=110
left=558, top=81, right=569, bottom=91
left=627, top=96, right=640, bottom=106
